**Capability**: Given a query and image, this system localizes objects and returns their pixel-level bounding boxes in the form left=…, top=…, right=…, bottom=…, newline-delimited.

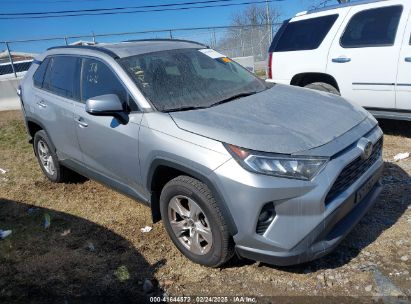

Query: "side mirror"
left=86, top=94, right=128, bottom=124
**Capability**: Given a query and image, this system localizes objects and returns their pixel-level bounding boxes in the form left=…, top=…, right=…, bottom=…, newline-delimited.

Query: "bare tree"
left=216, top=4, right=282, bottom=60
left=231, top=4, right=281, bottom=27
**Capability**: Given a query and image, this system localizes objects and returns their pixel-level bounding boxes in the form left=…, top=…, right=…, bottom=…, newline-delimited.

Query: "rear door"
left=396, top=6, right=411, bottom=110
left=33, top=55, right=82, bottom=162
left=327, top=2, right=406, bottom=109
left=74, top=57, right=143, bottom=191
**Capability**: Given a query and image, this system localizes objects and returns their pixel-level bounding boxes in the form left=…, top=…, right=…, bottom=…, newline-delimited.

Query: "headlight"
left=225, top=144, right=328, bottom=181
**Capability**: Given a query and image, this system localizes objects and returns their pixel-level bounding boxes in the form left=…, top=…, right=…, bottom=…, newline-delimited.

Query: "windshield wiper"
left=165, top=105, right=209, bottom=113
left=165, top=91, right=258, bottom=112
left=209, top=91, right=257, bottom=108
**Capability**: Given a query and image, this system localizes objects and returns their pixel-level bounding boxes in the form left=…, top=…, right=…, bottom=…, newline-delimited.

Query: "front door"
left=74, top=57, right=144, bottom=193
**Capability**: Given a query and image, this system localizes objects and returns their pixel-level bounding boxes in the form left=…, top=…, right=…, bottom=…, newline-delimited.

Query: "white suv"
left=267, top=0, right=411, bottom=121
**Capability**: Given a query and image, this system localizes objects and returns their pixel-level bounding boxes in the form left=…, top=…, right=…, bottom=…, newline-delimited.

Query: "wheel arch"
left=26, top=118, right=57, bottom=154
left=26, top=119, right=43, bottom=138
left=290, top=72, right=340, bottom=92
left=147, top=159, right=238, bottom=235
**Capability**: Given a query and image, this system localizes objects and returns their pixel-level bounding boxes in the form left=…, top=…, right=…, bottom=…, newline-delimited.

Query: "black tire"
left=160, top=175, right=234, bottom=267
left=33, top=130, right=73, bottom=183
left=304, top=82, right=340, bottom=95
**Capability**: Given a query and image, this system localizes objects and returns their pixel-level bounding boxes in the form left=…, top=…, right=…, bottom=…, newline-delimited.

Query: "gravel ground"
left=0, top=110, right=410, bottom=303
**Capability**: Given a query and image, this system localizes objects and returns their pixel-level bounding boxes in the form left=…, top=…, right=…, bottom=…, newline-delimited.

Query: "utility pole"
left=212, top=28, right=217, bottom=49
left=265, top=0, right=272, bottom=43
left=5, top=42, right=17, bottom=78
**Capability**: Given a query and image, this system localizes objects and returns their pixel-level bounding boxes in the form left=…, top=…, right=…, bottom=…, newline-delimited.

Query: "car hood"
left=169, top=84, right=368, bottom=154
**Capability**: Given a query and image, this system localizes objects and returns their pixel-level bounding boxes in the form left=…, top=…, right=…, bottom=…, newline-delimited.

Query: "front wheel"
left=160, top=176, right=234, bottom=267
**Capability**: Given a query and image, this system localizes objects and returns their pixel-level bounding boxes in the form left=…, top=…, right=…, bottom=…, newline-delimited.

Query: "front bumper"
left=210, top=125, right=384, bottom=266
left=235, top=166, right=383, bottom=266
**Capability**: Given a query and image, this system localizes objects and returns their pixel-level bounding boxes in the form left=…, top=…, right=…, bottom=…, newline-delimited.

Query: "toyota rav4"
left=18, top=39, right=384, bottom=267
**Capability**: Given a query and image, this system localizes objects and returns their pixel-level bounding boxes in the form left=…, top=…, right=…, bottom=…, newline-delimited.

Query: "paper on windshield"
left=198, top=48, right=225, bottom=59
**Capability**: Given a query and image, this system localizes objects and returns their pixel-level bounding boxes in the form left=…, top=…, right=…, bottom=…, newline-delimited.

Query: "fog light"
left=258, top=209, right=273, bottom=223
left=256, top=203, right=276, bottom=235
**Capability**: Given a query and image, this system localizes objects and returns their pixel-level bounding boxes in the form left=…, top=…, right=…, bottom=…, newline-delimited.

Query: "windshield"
left=118, top=48, right=267, bottom=112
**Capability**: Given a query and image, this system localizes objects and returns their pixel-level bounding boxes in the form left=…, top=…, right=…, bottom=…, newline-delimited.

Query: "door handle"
left=332, top=57, right=351, bottom=63
left=405, top=57, right=411, bottom=62
left=76, top=118, right=88, bottom=128
left=36, top=100, right=47, bottom=108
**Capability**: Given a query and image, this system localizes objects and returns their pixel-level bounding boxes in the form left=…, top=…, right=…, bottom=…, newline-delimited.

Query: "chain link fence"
left=0, top=23, right=281, bottom=78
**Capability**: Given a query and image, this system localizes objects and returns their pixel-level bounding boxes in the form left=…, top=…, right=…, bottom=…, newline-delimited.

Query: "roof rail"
left=307, top=0, right=388, bottom=14
left=123, top=38, right=209, bottom=48
left=46, top=45, right=119, bottom=59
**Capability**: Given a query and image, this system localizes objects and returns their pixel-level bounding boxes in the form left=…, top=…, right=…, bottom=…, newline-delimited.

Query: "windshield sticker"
left=198, top=48, right=225, bottom=59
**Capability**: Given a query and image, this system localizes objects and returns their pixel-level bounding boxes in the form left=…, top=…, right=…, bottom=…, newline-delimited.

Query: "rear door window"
left=272, top=14, right=338, bottom=52
left=33, top=58, right=50, bottom=88
left=340, top=5, right=403, bottom=48
left=42, top=56, right=81, bottom=100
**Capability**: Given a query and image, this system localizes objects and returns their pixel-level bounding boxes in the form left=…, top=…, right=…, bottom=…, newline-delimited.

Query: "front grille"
left=325, top=137, right=383, bottom=205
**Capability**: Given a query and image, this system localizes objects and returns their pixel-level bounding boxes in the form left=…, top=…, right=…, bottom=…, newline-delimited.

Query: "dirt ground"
left=0, top=110, right=410, bottom=303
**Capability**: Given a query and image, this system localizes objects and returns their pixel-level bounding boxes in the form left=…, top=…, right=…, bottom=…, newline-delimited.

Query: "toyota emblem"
left=357, top=138, right=373, bottom=160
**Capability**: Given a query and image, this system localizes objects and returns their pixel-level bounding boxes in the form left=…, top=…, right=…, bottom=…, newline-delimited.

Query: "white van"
left=267, top=0, right=411, bottom=121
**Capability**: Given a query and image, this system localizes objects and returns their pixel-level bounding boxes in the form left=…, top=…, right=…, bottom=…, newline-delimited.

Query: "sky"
left=0, top=0, right=328, bottom=53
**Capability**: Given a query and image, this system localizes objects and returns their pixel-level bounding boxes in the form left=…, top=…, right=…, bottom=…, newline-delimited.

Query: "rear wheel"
left=304, top=82, right=340, bottom=95
left=33, top=130, right=73, bottom=183
left=160, top=175, right=234, bottom=267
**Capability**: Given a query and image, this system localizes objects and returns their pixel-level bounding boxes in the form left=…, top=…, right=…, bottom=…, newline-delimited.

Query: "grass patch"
left=0, top=119, right=29, bottom=151
left=0, top=111, right=162, bottom=301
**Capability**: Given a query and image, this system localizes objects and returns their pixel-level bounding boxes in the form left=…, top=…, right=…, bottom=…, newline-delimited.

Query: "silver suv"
left=19, top=39, right=384, bottom=267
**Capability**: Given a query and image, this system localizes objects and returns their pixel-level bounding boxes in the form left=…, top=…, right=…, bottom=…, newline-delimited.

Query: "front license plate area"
left=355, top=175, right=378, bottom=204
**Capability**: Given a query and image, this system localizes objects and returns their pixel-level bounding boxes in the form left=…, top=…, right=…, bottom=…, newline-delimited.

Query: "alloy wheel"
left=167, top=195, right=213, bottom=255
left=37, top=139, right=55, bottom=176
